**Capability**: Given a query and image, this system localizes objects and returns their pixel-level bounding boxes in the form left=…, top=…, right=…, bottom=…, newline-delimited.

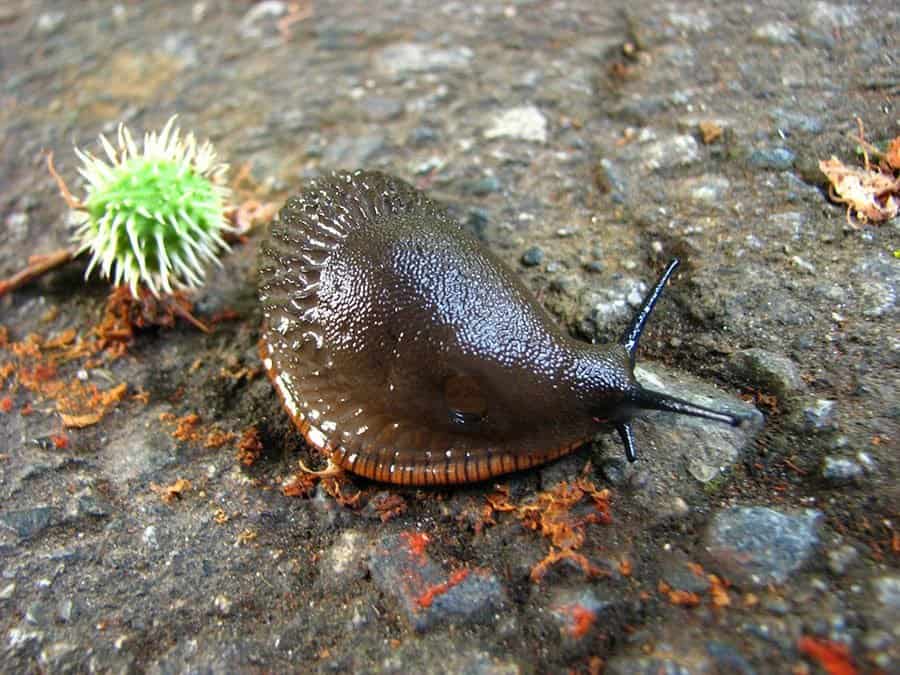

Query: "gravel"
left=2, top=0, right=897, bottom=671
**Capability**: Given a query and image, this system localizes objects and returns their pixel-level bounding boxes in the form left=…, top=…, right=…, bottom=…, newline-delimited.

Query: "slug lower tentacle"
left=258, top=170, right=749, bottom=485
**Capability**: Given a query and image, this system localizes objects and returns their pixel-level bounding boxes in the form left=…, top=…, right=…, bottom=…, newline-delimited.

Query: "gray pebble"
left=460, top=176, right=501, bottom=196
left=803, top=398, right=837, bottom=431
left=771, top=109, right=824, bottom=135
left=521, top=246, right=545, bottom=267
left=322, top=134, right=386, bottom=167
left=640, top=135, right=700, bottom=173
left=705, top=506, right=823, bottom=587
left=827, top=544, right=859, bottom=575
left=752, top=22, right=797, bottom=45
left=0, top=507, right=61, bottom=541
left=822, top=456, right=863, bottom=483
left=360, top=96, right=404, bottom=122
left=484, top=105, right=548, bottom=143
left=748, top=147, right=796, bottom=170
left=729, top=348, right=803, bottom=398
left=375, top=42, right=473, bottom=78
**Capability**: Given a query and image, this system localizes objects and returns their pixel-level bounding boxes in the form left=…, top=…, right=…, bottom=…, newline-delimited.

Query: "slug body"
left=258, top=171, right=745, bottom=485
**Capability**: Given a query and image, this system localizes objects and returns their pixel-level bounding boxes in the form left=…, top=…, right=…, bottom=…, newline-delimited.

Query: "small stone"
left=827, top=545, right=859, bottom=575
left=640, top=135, right=700, bottom=172
left=7, top=625, right=43, bottom=654
left=25, top=601, right=51, bottom=626
left=822, top=456, right=863, bottom=484
left=0, top=583, right=15, bottom=600
left=36, top=11, right=66, bottom=34
left=771, top=109, right=824, bottom=135
left=460, top=176, right=502, bottom=196
left=360, top=96, right=404, bottom=122
left=595, top=158, right=628, bottom=202
left=320, top=530, right=368, bottom=585
left=39, top=642, right=80, bottom=671
left=214, top=595, right=233, bottom=616
left=752, top=21, right=797, bottom=45
left=806, top=2, right=859, bottom=29
left=408, top=126, right=439, bottom=146
left=368, top=532, right=507, bottom=633
left=729, top=348, right=804, bottom=398
left=484, top=105, right=548, bottom=143
left=239, top=0, right=286, bottom=38
left=858, top=279, right=895, bottom=318
left=521, top=246, right=545, bottom=267
left=680, top=175, right=731, bottom=204
left=548, top=589, right=614, bottom=656
left=0, top=506, right=60, bottom=541
left=748, top=147, right=796, bottom=170
left=803, top=398, right=837, bottom=431
left=599, top=457, right=627, bottom=485
left=142, top=525, right=159, bottom=548
left=705, top=506, right=823, bottom=587
left=322, top=134, right=386, bottom=167
left=606, top=656, right=693, bottom=675
left=706, top=641, right=756, bottom=675
left=56, top=598, right=76, bottom=623
left=660, top=553, right=711, bottom=594
left=375, top=43, right=473, bottom=78
left=872, top=576, right=900, bottom=615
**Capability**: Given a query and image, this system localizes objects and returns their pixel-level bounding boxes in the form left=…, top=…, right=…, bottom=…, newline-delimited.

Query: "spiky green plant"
left=71, top=116, right=232, bottom=297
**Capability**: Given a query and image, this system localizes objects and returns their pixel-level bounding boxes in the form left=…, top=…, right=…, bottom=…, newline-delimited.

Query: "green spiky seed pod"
left=71, top=116, right=232, bottom=297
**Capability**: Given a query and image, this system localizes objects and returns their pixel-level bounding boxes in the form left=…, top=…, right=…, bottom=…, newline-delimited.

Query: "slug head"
left=594, top=259, right=751, bottom=462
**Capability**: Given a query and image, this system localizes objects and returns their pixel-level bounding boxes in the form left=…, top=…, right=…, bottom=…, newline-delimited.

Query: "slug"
left=258, top=171, right=748, bottom=485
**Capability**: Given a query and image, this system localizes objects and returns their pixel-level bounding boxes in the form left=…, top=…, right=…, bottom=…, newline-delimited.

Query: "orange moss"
left=798, top=636, right=857, bottom=675
left=708, top=574, right=731, bottom=608
left=150, top=478, right=192, bottom=503
left=0, top=396, right=12, bottom=413
left=235, top=426, right=263, bottom=466
left=371, top=492, right=407, bottom=522
left=531, top=549, right=604, bottom=584
left=479, top=478, right=613, bottom=582
left=50, top=433, right=69, bottom=449
left=319, top=476, right=365, bottom=508
left=658, top=581, right=701, bottom=607
left=204, top=428, right=238, bottom=449
left=618, top=558, right=633, bottom=576
left=172, top=413, right=202, bottom=441
left=417, top=568, right=470, bottom=608
left=283, top=471, right=319, bottom=498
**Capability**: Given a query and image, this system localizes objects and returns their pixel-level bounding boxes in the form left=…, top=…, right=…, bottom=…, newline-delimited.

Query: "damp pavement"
left=0, top=1, right=898, bottom=673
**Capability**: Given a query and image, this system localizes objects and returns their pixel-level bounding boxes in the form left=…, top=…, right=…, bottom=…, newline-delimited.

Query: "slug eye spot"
left=444, top=374, right=487, bottom=428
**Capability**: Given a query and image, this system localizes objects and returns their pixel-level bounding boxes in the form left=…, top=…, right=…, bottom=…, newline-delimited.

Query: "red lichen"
left=556, top=603, right=597, bottom=639
left=0, top=396, right=12, bottom=413
left=416, top=568, right=470, bottom=608
left=402, top=532, right=431, bottom=562
left=798, top=636, right=857, bottom=675
left=50, top=433, right=69, bottom=449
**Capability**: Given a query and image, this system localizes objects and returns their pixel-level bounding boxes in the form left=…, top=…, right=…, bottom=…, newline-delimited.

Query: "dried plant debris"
left=820, top=119, right=900, bottom=225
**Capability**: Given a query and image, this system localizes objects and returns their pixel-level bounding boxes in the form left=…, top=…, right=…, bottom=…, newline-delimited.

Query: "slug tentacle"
left=609, top=260, right=752, bottom=462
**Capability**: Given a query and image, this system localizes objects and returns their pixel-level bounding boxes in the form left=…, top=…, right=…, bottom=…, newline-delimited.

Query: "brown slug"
left=258, top=170, right=749, bottom=485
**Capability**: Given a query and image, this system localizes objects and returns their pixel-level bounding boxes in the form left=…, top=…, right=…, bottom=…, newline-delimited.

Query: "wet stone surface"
left=1, top=0, right=898, bottom=672
left=705, top=506, right=824, bottom=587
left=368, top=532, right=508, bottom=633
